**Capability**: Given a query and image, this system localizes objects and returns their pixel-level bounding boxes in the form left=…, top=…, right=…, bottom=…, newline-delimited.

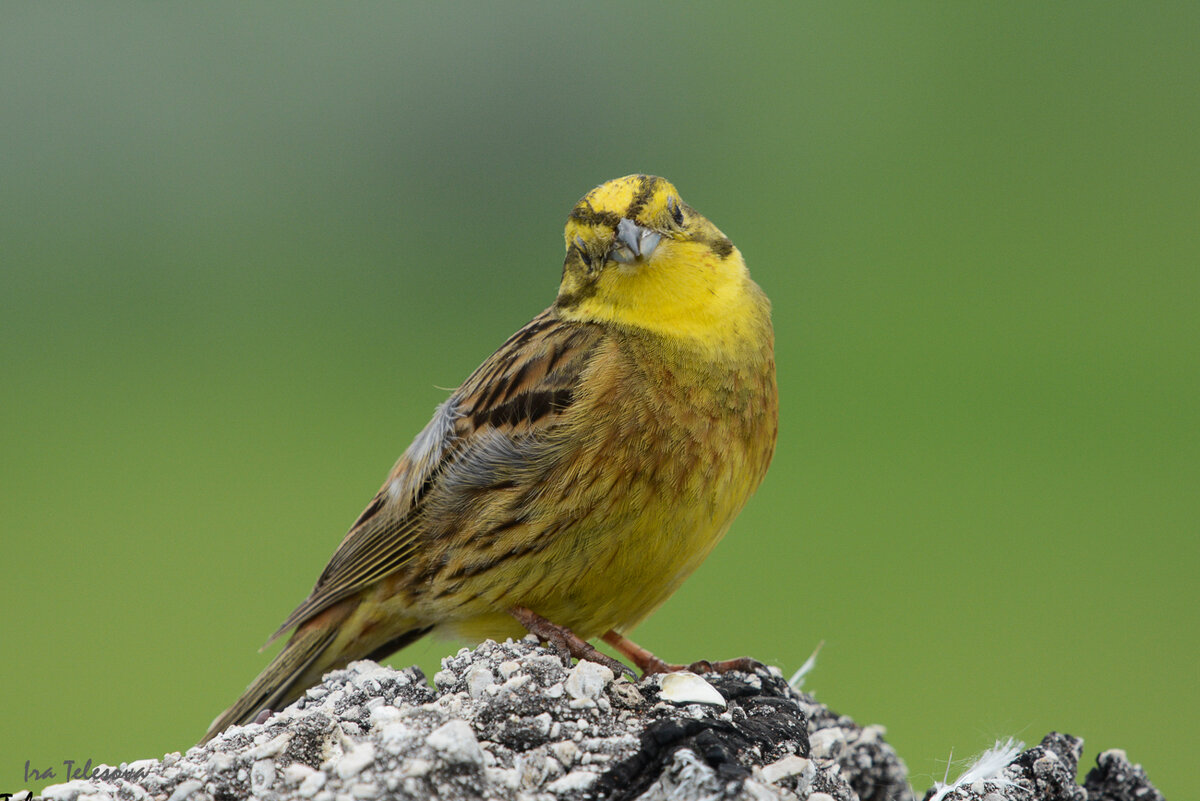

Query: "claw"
left=601, top=630, right=762, bottom=678
left=510, top=607, right=636, bottom=680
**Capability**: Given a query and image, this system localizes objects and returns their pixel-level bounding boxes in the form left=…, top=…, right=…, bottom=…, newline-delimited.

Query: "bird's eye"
left=574, top=235, right=593, bottom=268
left=667, top=197, right=684, bottom=226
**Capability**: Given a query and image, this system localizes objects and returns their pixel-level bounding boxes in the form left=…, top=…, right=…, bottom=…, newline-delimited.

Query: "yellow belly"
left=431, top=330, right=778, bottom=643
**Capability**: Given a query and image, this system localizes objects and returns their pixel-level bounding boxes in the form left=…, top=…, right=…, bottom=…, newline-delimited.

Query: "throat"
left=562, top=264, right=770, bottom=358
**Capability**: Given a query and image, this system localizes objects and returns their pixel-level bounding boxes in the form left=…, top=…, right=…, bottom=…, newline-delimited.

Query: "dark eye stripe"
left=573, top=239, right=593, bottom=269
left=569, top=207, right=621, bottom=228
left=669, top=198, right=685, bottom=226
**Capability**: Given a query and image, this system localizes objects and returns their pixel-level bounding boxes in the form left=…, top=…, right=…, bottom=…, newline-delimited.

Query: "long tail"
left=201, top=592, right=439, bottom=745
left=200, top=617, right=343, bottom=744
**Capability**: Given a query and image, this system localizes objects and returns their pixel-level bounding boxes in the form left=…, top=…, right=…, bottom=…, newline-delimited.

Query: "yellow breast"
left=446, top=311, right=777, bottom=642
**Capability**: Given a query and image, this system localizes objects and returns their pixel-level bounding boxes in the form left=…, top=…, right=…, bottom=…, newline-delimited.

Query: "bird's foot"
left=601, top=630, right=764, bottom=677
left=509, top=606, right=636, bottom=680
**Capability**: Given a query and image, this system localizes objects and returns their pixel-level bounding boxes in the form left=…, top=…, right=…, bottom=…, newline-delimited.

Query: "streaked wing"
left=266, top=309, right=602, bottom=644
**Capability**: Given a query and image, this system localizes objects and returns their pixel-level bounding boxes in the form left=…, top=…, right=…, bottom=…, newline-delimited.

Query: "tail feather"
left=201, top=623, right=340, bottom=744
left=202, top=590, right=437, bottom=746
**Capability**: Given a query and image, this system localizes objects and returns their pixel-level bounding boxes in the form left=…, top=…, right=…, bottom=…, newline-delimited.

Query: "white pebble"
left=402, top=758, right=432, bottom=778
left=530, top=712, right=553, bottom=737
left=808, top=728, right=845, bottom=758
left=759, top=755, right=811, bottom=784
left=282, top=764, right=316, bottom=786
left=426, top=719, right=485, bottom=767
left=250, top=760, right=275, bottom=793
left=659, top=672, right=726, bottom=708
left=297, top=771, right=327, bottom=799
left=207, top=753, right=235, bottom=773
left=497, top=673, right=531, bottom=694
left=565, top=661, right=613, bottom=701
left=862, top=724, right=886, bottom=740
left=166, top=780, right=203, bottom=801
left=336, top=742, right=376, bottom=779
left=1034, top=753, right=1060, bottom=777
left=247, top=732, right=292, bottom=759
left=380, top=720, right=417, bottom=748
left=40, top=782, right=86, bottom=801
left=546, top=771, right=597, bottom=793
left=497, top=660, right=522, bottom=679
left=369, top=704, right=402, bottom=727
left=465, top=664, right=497, bottom=698
left=350, top=782, right=380, bottom=798
left=484, top=767, right=520, bottom=789
left=527, top=653, right=569, bottom=673
left=550, top=740, right=579, bottom=768
left=349, top=661, right=395, bottom=685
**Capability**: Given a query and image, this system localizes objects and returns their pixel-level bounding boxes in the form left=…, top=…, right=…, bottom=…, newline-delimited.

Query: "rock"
left=334, top=742, right=375, bottom=779
left=564, top=659, right=615, bottom=704
left=919, top=732, right=1166, bottom=801
left=26, top=638, right=1166, bottom=801
left=1083, top=748, right=1165, bottom=801
left=426, top=720, right=485, bottom=767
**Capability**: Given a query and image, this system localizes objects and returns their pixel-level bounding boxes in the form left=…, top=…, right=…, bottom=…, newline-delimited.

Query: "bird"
left=202, top=174, right=777, bottom=743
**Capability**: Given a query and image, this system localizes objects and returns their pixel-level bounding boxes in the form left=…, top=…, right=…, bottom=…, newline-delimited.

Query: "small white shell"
left=659, top=671, right=726, bottom=708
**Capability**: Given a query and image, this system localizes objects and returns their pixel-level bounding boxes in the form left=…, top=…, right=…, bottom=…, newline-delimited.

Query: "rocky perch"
left=32, top=638, right=1163, bottom=801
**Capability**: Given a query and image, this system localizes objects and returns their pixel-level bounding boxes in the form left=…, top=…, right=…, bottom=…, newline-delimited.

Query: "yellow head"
left=556, top=175, right=766, bottom=350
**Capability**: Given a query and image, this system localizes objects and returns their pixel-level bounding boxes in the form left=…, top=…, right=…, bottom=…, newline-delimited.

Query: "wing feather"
left=266, top=309, right=602, bottom=645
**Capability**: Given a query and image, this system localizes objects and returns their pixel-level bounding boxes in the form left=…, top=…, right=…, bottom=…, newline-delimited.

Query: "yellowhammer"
left=202, top=175, right=777, bottom=743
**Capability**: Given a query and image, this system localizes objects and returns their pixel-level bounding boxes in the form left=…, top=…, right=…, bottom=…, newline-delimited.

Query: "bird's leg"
left=601, top=630, right=679, bottom=674
left=602, top=630, right=764, bottom=677
left=509, top=607, right=635, bottom=679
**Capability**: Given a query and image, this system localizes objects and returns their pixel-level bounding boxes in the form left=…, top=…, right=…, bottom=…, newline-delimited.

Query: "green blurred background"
left=3, top=3, right=1196, bottom=797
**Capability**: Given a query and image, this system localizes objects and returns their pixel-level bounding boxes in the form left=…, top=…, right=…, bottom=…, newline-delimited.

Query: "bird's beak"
left=610, top=218, right=663, bottom=264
